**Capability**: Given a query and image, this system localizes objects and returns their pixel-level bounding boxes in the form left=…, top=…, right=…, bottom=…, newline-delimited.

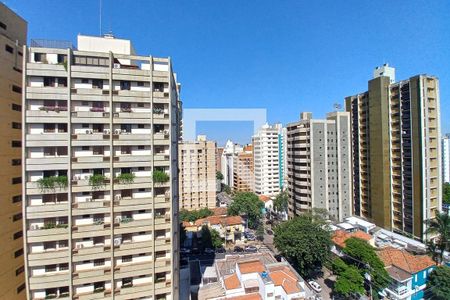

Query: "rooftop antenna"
left=99, top=0, right=102, bottom=36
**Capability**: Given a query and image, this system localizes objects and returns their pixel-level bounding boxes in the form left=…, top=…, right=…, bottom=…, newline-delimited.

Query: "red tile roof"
left=269, top=266, right=301, bottom=294
left=259, top=195, right=271, bottom=203
left=223, top=273, right=241, bottom=290
left=332, top=230, right=372, bottom=248
left=213, top=207, right=228, bottom=216
left=238, top=260, right=266, bottom=274
left=377, top=246, right=435, bottom=274
left=224, top=215, right=243, bottom=226
left=227, top=293, right=261, bottom=300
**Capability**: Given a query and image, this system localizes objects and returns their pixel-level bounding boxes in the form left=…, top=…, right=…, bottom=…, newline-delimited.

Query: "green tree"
left=273, top=214, right=332, bottom=276
left=343, top=237, right=391, bottom=294
left=179, top=208, right=213, bottom=222
left=216, top=171, right=224, bottom=181
left=428, top=265, right=450, bottom=300
left=210, top=229, right=223, bottom=249
left=331, top=257, right=349, bottom=276
left=334, top=265, right=365, bottom=298
left=228, top=192, right=264, bottom=229
left=222, top=184, right=232, bottom=195
left=256, top=224, right=265, bottom=241
left=201, top=225, right=212, bottom=249
left=426, top=211, right=450, bottom=263
left=443, top=182, right=450, bottom=205
left=274, top=190, right=288, bottom=213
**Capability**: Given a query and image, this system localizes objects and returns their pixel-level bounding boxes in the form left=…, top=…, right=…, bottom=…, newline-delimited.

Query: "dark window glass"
left=12, top=104, right=21, bottom=111
left=12, top=85, right=22, bottom=93
left=13, top=231, right=23, bottom=240
left=5, top=44, right=13, bottom=53
left=12, top=177, right=21, bottom=184
left=12, top=141, right=21, bottom=147
left=17, top=283, right=26, bottom=294
left=12, top=159, right=21, bottom=166
left=13, top=213, right=22, bottom=221
left=0, top=21, right=6, bottom=30
left=15, top=265, right=24, bottom=276
left=14, top=248, right=23, bottom=258
left=12, top=122, right=21, bottom=129
left=12, top=195, right=22, bottom=203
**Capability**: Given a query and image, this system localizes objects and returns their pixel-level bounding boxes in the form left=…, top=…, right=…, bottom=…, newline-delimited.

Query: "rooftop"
left=224, top=273, right=241, bottom=290
left=332, top=230, right=372, bottom=249
left=238, top=260, right=266, bottom=274
left=377, top=246, right=435, bottom=275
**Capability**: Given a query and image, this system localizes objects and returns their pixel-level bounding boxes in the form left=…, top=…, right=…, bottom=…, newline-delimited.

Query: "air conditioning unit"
left=85, top=197, right=92, bottom=202
left=114, top=129, right=121, bottom=134
left=31, top=225, right=38, bottom=230
left=115, top=217, right=122, bottom=223
left=89, top=130, right=93, bottom=134
left=113, top=63, right=121, bottom=69
left=115, top=195, right=122, bottom=200
left=76, top=244, right=84, bottom=249
left=85, top=129, right=90, bottom=134
left=114, top=238, right=122, bottom=246
left=84, top=175, right=90, bottom=180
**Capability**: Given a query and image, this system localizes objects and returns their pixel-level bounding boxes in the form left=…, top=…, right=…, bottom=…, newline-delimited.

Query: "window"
left=13, top=231, right=23, bottom=240
left=44, top=241, right=56, bottom=250
left=59, top=263, right=69, bottom=271
left=92, top=79, right=103, bottom=89
left=12, top=122, right=21, bottom=129
left=12, top=103, right=21, bottom=111
left=44, top=77, right=56, bottom=87
left=57, top=54, right=65, bottom=63
left=11, top=159, right=21, bottom=166
left=137, top=103, right=144, bottom=107
left=94, top=259, right=105, bottom=266
left=14, top=248, right=23, bottom=258
left=122, top=255, right=132, bottom=263
left=0, top=21, right=6, bottom=30
left=5, top=44, right=13, bottom=53
left=137, top=81, right=144, bottom=87
left=81, top=79, right=89, bottom=84
left=44, top=123, right=55, bottom=133
left=15, top=266, right=24, bottom=276
left=120, top=81, right=131, bottom=90
left=45, top=265, right=57, bottom=272
left=81, top=146, right=89, bottom=151
left=17, top=283, right=26, bottom=294
left=138, top=124, right=144, bottom=129
left=13, top=213, right=22, bottom=221
left=12, top=85, right=21, bottom=94
left=12, top=195, right=21, bottom=203
left=12, top=177, right=21, bottom=184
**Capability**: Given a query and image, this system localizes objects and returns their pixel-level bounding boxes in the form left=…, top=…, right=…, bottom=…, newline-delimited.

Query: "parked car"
left=180, top=248, right=191, bottom=255
left=204, top=248, right=215, bottom=254
left=215, top=247, right=225, bottom=253
left=246, top=234, right=256, bottom=241
left=234, top=246, right=244, bottom=252
left=191, top=247, right=200, bottom=254
left=308, top=281, right=322, bottom=293
left=245, top=245, right=258, bottom=253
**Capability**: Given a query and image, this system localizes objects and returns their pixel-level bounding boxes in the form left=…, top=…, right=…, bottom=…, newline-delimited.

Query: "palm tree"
left=426, top=212, right=450, bottom=264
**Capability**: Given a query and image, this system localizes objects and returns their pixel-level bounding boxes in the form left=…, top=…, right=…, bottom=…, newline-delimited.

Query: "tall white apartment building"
left=22, top=35, right=180, bottom=300
left=443, top=134, right=450, bottom=183
left=286, top=112, right=352, bottom=222
left=221, top=140, right=242, bottom=188
left=253, top=123, right=284, bottom=196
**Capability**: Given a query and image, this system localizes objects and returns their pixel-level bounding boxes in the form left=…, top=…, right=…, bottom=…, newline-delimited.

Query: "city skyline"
left=5, top=0, right=449, bottom=145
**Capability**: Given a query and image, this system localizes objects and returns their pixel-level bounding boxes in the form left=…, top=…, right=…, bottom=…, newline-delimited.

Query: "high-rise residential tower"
left=221, top=140, right=242, bottom=188
left=233, top=144, right=255, bottom=192
left=286, top=112, right=352, bottom=222
left=22, top=35, right=180, bottom=300
left=346, top=65, right=441, bottom=240
left=179, top=135, right=217, bottom=210
left=253, top=123, right=283, bottom=196
left=442, top=134, right=450, bottom=183
left=0, top=3, right=27, bottom=299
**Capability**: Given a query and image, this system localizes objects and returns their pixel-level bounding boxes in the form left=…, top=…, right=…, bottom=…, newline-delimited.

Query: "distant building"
left=346, top=65, right=442, bottom=240
left=286, top=112, right=352, bottom=222
left=233, top=144, right=255, bottom=192
left=377, top=247, right=436, bottom=300
left=221, top=140, right=243, bottom=188
left=179, top=135, right=217, bottom=210
left=253, top=123, right=284, bottom=196
left=183, top=215, right=245, bottom=244
left=198, top=253, right=308, bottom=300
left=442, top=134, right=450, bottom=183
left=216, top=147, right=224, bottom=177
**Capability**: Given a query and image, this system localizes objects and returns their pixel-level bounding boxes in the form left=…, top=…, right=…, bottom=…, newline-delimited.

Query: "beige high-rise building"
left=233, top=144, right=254, bottom=192
left=22, top=34, right=180, bottom=300
left=179, top=135, right=216, bottom=210
left=0, top=3, right=27, bottom=299
left=286, top=112, right=352, bottom=222
left=346, top=65, right=441, bottom=240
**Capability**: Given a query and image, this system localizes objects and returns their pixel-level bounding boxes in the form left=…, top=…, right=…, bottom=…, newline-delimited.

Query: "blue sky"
left=6, top=0, right=450, bottom=146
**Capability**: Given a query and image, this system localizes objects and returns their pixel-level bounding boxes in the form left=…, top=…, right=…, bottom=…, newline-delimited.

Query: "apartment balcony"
left=74, top=290, right=109, bottom=300
left=114, top=219, right=153, bottom=235
left=72, top=200, right=110, bottom=215
left=27, top=202, right=68, bottom=219
left=115, top=240, right=153, bottom=257
left=26, top=108, right=68, bottom=123
left=73, top=245, right=111, bottom=262
left=114, top=198, right=152, bottom=212
left=27, top=249, right=70, bottom=267
left=72, top=223, right=111, bottom=239
left=26, top=61, right=67, bottom=75
left=72, top=268, right=111, bottom=286
left=114, top=176, right=152, bottom=190
left=113, top=112, right=154, bottom=124
left=71, top=111, right=110, bottom=123
left=112, top=133, right=153, bottom=146
left=29, top=272, right=70, bottom=290
left=71, top=133, right=110, bottom=146
left=71, top=179, right=111, bottom=193
left=26, top=133, right=68, bottom=147
left=72, top=156, right=110, bottom=169
left=27, top=226, right=69, bottom=243
left=114, top=283, right=153, bottom=299
left=26, top=86, right=69, bottom=100
left=26, top=156, right=68, bottom=171
left=114, top=262, right=154, bottom=279
left=70, top=85, right=109, bottom=102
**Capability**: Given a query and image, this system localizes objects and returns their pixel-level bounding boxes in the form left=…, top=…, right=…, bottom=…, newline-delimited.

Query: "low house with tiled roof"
left=331, top=229, right=374, bottom=256
left=259, top=195, right=274, bottom=212
left=199, top=253, right=307, bottom=300
left=182, top=215, right=245, bottom=244
left=377, top=246, right=436, bottom=300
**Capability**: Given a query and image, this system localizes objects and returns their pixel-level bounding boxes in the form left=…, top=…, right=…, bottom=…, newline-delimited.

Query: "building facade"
left=179, top=135, right=217, bottom=210
left=221, top=140, right=242, bottom=188
left=233, top=144, right=254, bottom=192
left=0, top=3, right=27, bottom=299
left=22, top=35, right=180, bottom=300
left=253, top=123, right=283, bottom=196
left=346, top=65, right=442, bottom=240
left=286, top=112, right=352, bottom=222
left=442, top=134, right=450, bottom=183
